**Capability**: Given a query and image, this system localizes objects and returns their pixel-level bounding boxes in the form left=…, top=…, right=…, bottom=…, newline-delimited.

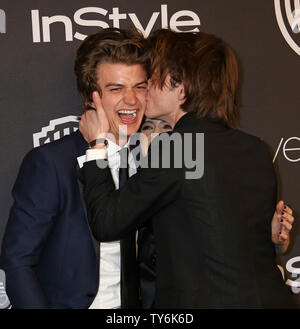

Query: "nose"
left=123, top=88, right=137, bottom=105
left=153, top=126, right=160, bottom=134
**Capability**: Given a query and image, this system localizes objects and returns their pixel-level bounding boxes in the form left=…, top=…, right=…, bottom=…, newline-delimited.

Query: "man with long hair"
left=79, top=29, right=296, bottom=308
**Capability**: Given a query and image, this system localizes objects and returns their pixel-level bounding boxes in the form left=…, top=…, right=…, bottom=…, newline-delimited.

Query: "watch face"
left=96, top=138, right=108, bottom=146
left=89, top=138, right=108, bottom=148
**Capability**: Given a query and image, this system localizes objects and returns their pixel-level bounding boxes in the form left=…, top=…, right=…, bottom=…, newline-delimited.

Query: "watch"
left=88, top=138, right=108, bottom=148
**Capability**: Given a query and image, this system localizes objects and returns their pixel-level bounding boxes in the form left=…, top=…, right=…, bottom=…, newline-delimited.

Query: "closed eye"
left=141, top=125, right=153, bottom=131
left=135, top=81, right=148, bottom=90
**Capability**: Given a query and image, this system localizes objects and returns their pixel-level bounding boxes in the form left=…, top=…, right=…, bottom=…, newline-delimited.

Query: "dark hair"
left=148, top=29, right=239, bottom=128
left=74, top=28, right=149, bottom=105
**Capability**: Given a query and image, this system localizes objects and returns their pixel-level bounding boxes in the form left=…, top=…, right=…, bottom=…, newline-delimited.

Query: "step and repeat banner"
left=0, top=0, right=299, bottom=309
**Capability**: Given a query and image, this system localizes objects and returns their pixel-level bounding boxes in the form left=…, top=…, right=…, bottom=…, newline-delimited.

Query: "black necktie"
left=119, top=147, right=129, bottom=188
left=118, top=147, right=140, bottom=308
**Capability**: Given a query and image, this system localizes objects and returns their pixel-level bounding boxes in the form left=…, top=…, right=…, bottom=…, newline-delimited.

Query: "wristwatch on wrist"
left=88, top=138, right=108, bottom=148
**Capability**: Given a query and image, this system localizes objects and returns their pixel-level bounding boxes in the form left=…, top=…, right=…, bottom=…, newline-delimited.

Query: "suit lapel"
left=77, top=166, right=100, bottom=261
left=74, top=131, right=100, bottom=261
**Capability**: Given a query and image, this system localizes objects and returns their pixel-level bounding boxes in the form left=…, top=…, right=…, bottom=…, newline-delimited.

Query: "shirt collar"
left=106, top=137, right=137, bottom=172
left=106, top=138, right=130, bottom=158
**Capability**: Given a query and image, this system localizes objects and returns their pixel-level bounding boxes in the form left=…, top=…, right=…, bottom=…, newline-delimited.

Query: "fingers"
left=280, top=209, right=295, bottom=235
left=279, top=209, right=294, bottom=232
left=276, top=200, right=285, bottom=213
left=91, top=90, right=110, bottom=135
left=276, top=201, right=294, bottom=227
left=274, top=201, right=295, bottom=244
left=92, top=91, right=103, bottom=113
left=281, top=210, right=294, bottom=225
left=80, top=108, right=96, bottom=123
left=79, top=111, right=85, bottom=124
left=278, top=231, right=289, bottom=242
left=283, top=204, right=293, bottom=216
left=276, top=200, right=293, bottom=216
left=280, top=220, right=292, bottom=232
left=79, top=106, right=100, bottom=143
left=84, top=107, right=96, bottom=112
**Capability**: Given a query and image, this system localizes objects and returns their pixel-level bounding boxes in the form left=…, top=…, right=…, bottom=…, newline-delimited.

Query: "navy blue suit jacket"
left=0, top=131, right=99, bottom=308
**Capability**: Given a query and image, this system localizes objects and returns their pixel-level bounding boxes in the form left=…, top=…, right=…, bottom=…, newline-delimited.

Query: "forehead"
left=96, top=63, right=147, bottom=84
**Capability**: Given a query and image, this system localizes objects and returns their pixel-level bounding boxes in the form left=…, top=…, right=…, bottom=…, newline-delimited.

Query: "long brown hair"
left=148, top=29, right=239, bottom=128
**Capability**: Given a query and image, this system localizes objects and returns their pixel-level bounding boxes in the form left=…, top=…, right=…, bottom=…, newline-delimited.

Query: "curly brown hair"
left=74, top=28, right=149, bottom=105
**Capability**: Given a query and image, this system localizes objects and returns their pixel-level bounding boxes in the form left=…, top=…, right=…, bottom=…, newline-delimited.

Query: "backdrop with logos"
left=0, top=0, right=299, bottom=309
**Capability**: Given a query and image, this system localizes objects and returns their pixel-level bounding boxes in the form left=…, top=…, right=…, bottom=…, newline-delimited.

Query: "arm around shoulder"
left=81, top=158, right=182, bottom=242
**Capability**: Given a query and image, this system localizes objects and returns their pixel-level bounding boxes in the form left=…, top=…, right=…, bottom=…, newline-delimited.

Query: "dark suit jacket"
left=81, top=113, right=297, bottom=309
left=0, top=131, right=139, bottom=309
left=137, top=223, right=156, bottom=309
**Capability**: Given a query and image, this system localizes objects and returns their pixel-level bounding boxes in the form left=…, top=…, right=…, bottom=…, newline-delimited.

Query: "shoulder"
left=234, top=129, right=270, bottom=149
left=232, top=129, right=274, bottom=164
left=37, top=131, right=83, bottom=154
left=16, top=132, right=86, bottom=182
left=25, top=131, right=84, bottom=163
left=15, top=133, right=85, bottom=189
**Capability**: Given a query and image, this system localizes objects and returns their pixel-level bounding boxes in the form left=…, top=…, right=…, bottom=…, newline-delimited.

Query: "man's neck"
left=157, top=109, right=187, bottom=129
left=174, top=110, right=187, bottom=126
left=114, top=134, right=129, bottom=147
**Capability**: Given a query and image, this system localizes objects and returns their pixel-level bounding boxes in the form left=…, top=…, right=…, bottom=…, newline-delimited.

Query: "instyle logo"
left=31, top=4, right=201, bottom=43
left=274, top=0, right=300, bottom=55
left=33, top=115, right=79, bottom=147
left=0, top=9, right=5, bottom=34
left=273, top=136, right=300, bottom=163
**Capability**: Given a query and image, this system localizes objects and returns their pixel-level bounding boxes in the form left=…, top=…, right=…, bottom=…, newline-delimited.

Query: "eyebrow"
left=159, top=120, right=172, bottom=126
left=105, top=80, right=148, bottom=88
left=135, top=80, right=148, bottom=87
left=144, top=118, right=170, bottom=125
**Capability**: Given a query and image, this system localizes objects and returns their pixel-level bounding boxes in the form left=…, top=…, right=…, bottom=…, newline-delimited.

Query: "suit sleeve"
left=0, top=148, right=60, bottom=309
left=81, top=156, right=182, bottom=242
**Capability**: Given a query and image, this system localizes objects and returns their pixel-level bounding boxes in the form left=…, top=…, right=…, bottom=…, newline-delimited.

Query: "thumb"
left=92, top=90, right=110, bottom=134
left=276, top=200, right=284, bottom=214
left=92, top=91, right=104, bottom=113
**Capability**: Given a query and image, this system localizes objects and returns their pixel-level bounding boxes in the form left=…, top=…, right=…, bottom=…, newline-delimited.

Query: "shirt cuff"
left=86, top=148, right=108, bottom=162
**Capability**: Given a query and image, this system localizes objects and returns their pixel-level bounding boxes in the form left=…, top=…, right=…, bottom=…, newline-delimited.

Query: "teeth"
left=118, top=110, right=137, bottom=114
left=118, top=110, right=137, bottom=118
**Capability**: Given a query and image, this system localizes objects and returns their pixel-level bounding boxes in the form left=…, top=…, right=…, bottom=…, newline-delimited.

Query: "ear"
left=177, top=83, right=186, bottom=103
left=85, top=101, right=95, bottom=110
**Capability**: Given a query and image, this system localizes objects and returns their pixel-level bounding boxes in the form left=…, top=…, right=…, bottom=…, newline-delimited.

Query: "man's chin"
left=127, top=125, right=140, bottom=136
left=144, top=110, right=157, bottom=119
left=117, top=125, right=140, bottom=138
left=145, top=105, right=155, bottom=117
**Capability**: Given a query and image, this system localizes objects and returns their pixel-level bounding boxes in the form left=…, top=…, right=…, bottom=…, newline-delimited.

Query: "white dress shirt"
left=77, top=138, right=137, bottom=309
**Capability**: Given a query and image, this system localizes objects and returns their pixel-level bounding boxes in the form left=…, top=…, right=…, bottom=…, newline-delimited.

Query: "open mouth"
left=117, top=110, right=138, bottom=125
